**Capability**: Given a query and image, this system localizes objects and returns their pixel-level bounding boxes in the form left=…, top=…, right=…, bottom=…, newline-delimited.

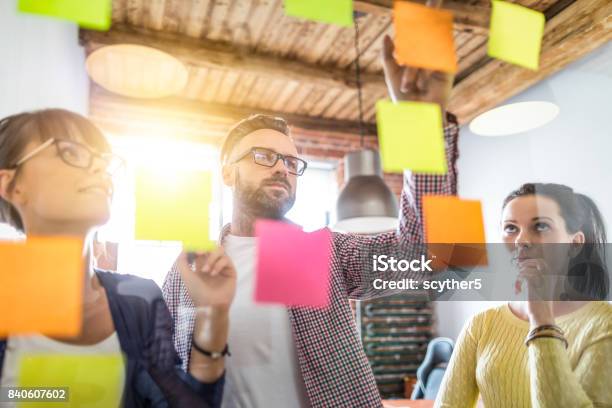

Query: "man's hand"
left=177, top=247, right=237, bottom=308
left=181, top=248, right=235, bottom=383
left=381, top=35, right=454, bottom=109
left=380, top=0, right=454, bottom=110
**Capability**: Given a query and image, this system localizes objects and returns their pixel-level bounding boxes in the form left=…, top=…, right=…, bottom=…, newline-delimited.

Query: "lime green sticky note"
left=487, top=0, right=545, bottom=70
left=135, top=168, right=215, bottom=251
left=376, top=100, right=447, bottom=174
left=18, top=0, right=112, bottom=31
left=284, top=0, right=353, bottom=27
left=18, top=354, right=124, bottom=408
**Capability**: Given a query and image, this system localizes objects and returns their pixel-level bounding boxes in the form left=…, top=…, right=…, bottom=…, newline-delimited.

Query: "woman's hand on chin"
left=515, top=258, right=556, bottom=326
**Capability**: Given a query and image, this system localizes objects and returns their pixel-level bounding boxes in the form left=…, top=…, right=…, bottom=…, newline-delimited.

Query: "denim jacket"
left=0, top=270, right=224, bottom=407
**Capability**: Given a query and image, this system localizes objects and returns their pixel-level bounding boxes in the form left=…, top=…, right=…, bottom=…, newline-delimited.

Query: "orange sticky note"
left=0, top=237, right=84, bottom=336
left=423, top=196, right=487, bottom=267
left=393, top=1, right=457, bottom=73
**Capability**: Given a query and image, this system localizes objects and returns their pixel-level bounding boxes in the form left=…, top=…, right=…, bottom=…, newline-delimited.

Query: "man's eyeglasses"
left=12, top=138, right=125, bottom=175
left=232, top=147, right=307, bottom=176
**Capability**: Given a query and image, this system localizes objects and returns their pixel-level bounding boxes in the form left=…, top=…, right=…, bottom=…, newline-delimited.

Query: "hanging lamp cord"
left=353, top=17, right=366, bottom=148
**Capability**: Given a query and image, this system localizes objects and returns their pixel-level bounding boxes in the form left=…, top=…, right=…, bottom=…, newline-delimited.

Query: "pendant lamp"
left=334, top=16, right=398, bottom=234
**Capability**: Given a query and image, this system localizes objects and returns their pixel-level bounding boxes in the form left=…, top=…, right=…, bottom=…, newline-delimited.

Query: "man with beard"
left=163, top=33, right=458, bottom=407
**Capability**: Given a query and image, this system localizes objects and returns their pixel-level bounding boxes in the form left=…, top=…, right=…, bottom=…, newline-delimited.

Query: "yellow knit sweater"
left=435, top=302, right=612, bottom=408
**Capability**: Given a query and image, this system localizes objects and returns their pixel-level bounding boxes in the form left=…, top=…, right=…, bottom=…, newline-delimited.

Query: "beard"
left=234, top=171, right=296, bottom=219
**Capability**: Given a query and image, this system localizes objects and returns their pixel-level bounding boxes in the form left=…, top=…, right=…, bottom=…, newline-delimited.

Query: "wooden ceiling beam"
left=448, top=0, right=611, bottom=124
left=89, top=85, right=379, bottom=138
left=80, top=25, right=387, bottom=95
left=84, top=0, right=607, bottom=130
left=354, top=0, right=491, bottom=34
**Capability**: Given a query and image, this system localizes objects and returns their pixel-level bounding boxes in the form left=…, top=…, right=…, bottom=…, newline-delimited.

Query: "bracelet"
left=525, top=332, right=568, bottom=349
left=528, top=324, right=564, bottom=337
left=528, top=328, right=564, bottom=338
left=526, top=330, right=565, bottom=344
left=525, top=333, right=567, bottom=348
left=192, top=339, right=231, bottom=360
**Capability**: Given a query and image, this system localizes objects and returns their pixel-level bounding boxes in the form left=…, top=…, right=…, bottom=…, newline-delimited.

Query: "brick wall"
left=292, top=126, right=403, bottom=199
left=91, top=95, right=403, bottom=199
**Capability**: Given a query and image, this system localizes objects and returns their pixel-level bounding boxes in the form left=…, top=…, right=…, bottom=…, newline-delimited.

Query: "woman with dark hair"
left=0, top=109, right=235, bottom=407
left=435, top=183, right=612, bottom=407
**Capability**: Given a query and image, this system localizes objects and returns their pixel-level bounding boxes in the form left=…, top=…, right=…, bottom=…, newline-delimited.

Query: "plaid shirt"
left=162, top=115, right=459, bottom=408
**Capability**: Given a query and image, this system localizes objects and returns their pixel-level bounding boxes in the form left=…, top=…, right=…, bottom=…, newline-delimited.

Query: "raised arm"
left=528, top=334, right=612, bottom=407
left=144, top=278, right=226, bottom=407
left=337, top=31, right=458, bottom=300
left=162, top=247, right=236, bottom=381
left=523, top=299, right=612, bottom=407
left=336, top=117, right=458, bottom=299
left=520, top=268, right=612, bottom=406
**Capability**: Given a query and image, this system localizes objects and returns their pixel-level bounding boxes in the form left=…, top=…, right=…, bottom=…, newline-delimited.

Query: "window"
left=97, top=138, right=338, bottom=286
left=96, top=136, right=221, bottom=286
left=220, top=160, right=338, bottom=232
left=0, top=135, right=339, bottom=286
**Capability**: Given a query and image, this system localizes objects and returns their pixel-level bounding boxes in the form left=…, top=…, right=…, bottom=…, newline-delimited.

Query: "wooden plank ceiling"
left=82, top=0, right=611, bottom=137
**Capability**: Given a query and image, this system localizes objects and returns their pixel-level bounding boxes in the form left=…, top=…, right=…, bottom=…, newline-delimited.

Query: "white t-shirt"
left=0, top=332, right=125, bottom=407
left=222, top=234, right=310, bottom=408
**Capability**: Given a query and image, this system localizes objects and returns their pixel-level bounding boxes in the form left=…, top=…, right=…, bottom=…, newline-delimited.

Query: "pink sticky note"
left=255, top=220, right=332, bottom=308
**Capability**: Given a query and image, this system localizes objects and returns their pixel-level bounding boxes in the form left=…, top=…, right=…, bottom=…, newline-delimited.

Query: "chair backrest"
left=410, top=337, right=454, bottom=400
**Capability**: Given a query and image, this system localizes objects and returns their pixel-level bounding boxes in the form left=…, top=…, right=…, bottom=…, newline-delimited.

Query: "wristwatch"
left=192, top=339, right=231, bottom=360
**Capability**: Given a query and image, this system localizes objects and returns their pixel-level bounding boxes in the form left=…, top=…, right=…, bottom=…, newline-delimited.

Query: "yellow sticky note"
left=18, top=0, right=112, bottom=31
left=284, top=0, right=353, bottom=27
left=487, top=0, right=545, bottom=70
left=135, top=168, right=215, bottom=251
left=18, top=354, right=124, bottom=408
left=0, top=237, right=84, bottom=337
left=376, top=100, right=447, bottom=174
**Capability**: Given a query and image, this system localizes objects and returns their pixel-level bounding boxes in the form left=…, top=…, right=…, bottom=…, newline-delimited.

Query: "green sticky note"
left=18, top=354, right=124, bottom=408
left=18, top=0, right=111, bottom=31
left=376, top=100, right=447, bottom=174
left=284, top=0, right=353, bottom=27
left=135, top=168, right=215, bottom=251
left=487, top=0, right=545, bottom=70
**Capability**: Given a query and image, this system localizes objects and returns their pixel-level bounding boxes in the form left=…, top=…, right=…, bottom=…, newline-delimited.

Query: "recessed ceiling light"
left=469, top=101, right=560, bottom=137
left=86, top=44, right=188, bottom=99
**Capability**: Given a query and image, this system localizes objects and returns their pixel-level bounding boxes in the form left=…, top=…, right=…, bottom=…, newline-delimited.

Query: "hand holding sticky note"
left=376, top=100, right=447, bottom=174
left=488, top=0, right=545, bottom=70
left=135, top=168, right=215, bottom=251
left=423, top=196, right=487, bottom=267
left=18, top=0, right=112, bottom=31
left=0, top=237, right=83, bottom=337
left=393, top=1, right=457, bottom=73
left=255, top=220, right=332, bottom=307
left=18, top=354, right=124, bottom=408
left=284, top=0, right=353, bottom=27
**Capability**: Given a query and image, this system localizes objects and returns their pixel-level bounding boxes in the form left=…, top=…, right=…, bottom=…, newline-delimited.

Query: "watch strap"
left=192, top=339, right=231, bottom=359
